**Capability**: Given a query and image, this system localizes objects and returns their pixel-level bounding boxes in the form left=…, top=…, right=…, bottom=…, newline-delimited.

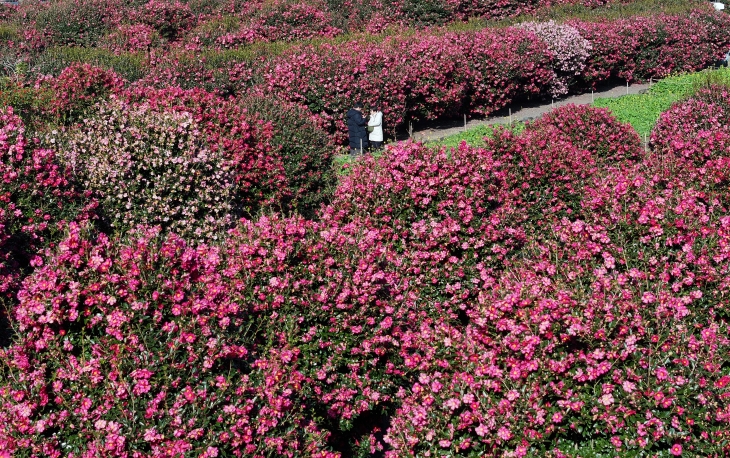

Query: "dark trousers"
left=370, top=141, right=383, bottom=151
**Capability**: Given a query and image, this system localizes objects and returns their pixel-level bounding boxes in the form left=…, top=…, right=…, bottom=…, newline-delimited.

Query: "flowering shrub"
left=134, top=0, right=196, bottom=41
left=571, top=10, right=730, bottom=86
left=2, top=88, right=730, bottom=456
left=238, top=95, right=337, bottom=217
left=531, top=103, right=643, bottom=161
left=0, top=107, right=95, bottom=340
left=0, top=222, right=338, bottom=456
left=101, top=23, right=162, bottom=54
left=35, top=63, right=126, bottom=124
left=261, top=27, right=554, bottom=139
left=651, top=85, right=730, bottom=167
left=516, top=20, right=592, bottom=96
left=32, top=0, right=120, bottom=47
left=122, top=87, right=312, bottom=216
left=216, top=0, right=341, bottom=47
left=57, top=100, right=239, bottom=241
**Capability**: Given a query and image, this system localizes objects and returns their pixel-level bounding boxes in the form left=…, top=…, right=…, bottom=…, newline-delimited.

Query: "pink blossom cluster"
left=2, top=98, right=730, bottom=455
left=35, top=63, right=126, bottom=123
left=2, top=0, right=622, bottom=52
left=0, top=107, right=96, bottom=335
left=517, top=20, right=592, bottom=96
left=570, top=10, right=730, bottom=84
left=214, top=0, right=342, bottom=47
left=56, top=100, right=241, bottom=242
left=651, top=85, right=730, bottom=173
left=101, top=23, right=161, bottom=54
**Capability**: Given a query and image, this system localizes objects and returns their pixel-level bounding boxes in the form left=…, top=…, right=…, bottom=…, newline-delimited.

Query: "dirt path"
left=408, top=82, right=652, bottom=143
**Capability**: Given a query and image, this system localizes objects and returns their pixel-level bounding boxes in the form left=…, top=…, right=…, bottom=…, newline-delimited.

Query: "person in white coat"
left=367, top=105, right=384, bottom=152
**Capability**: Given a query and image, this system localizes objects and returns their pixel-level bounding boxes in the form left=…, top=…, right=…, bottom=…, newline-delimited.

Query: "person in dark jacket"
left=347, top=102, right=369, bottom=155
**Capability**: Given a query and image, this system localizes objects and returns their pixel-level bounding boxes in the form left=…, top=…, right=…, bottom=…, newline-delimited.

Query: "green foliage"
left=30, top=47, right=146, bottom=81
left=399, top=0, right=453, bottom=27
left=0, top=78, right=54, bottom=132
left=464, top=0, right=705, bottom=30
left=34, top=0, right=112, bottom=47
left=239, top=95, right=338, bottom=218
left=0, top=24, right=19, bottom=42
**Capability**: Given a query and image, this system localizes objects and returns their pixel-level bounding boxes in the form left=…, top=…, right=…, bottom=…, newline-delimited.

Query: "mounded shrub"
left=0, top=222, right=339, bottom=456
left=57, top=100, right=240, bottom=241
left=33, top=0, right=119, bottom=47
left=239, top=95, right=337, bottom=218
left=37, top=63, right=126, bottom=124
left=134, top=0, right=196, bottom=41
left=515, top=20, right=592, bottom=96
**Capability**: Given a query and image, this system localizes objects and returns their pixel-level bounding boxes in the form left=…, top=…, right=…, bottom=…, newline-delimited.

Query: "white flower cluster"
left=58, top=100, right=236, bottom=241
left=517, top=20, right=592, bottom=97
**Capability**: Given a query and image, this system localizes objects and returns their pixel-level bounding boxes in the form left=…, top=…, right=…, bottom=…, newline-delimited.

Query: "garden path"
left=408, top=81, right=651, bottom=143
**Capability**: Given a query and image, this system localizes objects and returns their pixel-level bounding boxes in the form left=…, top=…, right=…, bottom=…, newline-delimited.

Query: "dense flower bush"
left=101, top=23, right=162, bottom=54
left=134, top=0, right=196, bottom=41
left=0, top=222, right=339, bottom=456
left=516, top=20, right=592, bottom=96
left=0, top=107, right=95, bottom=341
left=651, top=85, right=730, bottom=169
left=261, top=27, right=554, bottom=139
left=216, top=0, right=341, bottom=46
left=238, top=95, right=337, bottom=217
left=35, top=63, right=126, bottom=124
left=32, top=0, right=122, bottom=48
left=256, top=9, right=728, bottom=139
left=57, top=100, right=239, bottom=241
left=571, top=10, right=730, bottom=86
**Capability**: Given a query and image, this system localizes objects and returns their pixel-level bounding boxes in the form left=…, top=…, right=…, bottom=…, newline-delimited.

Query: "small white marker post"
left=591, top=90, right=594, bottom=103
left=409, top=121, right=413, bottom=139
left=626, top=81, right=629, bottom=95
left=509, top=108, right=512, bottom=124
left=551, top=98, right=554, bottom=109
left=464, top=114, right=467, bottom=132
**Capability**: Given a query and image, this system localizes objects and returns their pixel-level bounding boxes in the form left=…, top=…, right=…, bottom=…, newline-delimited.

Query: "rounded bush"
left=0, top=222, right=338, bottom=457
left=239, top=95, right=337, bottom=218
left=58, top=100, right=237, bottom=241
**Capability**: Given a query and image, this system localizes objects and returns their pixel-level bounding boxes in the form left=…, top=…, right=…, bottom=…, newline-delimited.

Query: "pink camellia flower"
left=611, top=436, right=622, bottom=448
left=670, top=443, right=682, bottom=456
left=552, top=412, right=564, bottom=424
left=599, top=393, right=614, bottom=406
left=656, top=367, right=669, bottom=381
left=475, top=424, right=488, bottom=437
left=497, top=426, right=512, bottom=441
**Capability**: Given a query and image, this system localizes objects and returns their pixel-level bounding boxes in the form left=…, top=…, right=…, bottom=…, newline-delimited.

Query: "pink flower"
left=670, top=444, right=682, bottom=456
left=497, top=426, right=512, bottom=441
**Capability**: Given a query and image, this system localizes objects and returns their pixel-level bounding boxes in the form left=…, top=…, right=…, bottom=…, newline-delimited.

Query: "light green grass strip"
left=595, top=67, right=730, bottom=137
